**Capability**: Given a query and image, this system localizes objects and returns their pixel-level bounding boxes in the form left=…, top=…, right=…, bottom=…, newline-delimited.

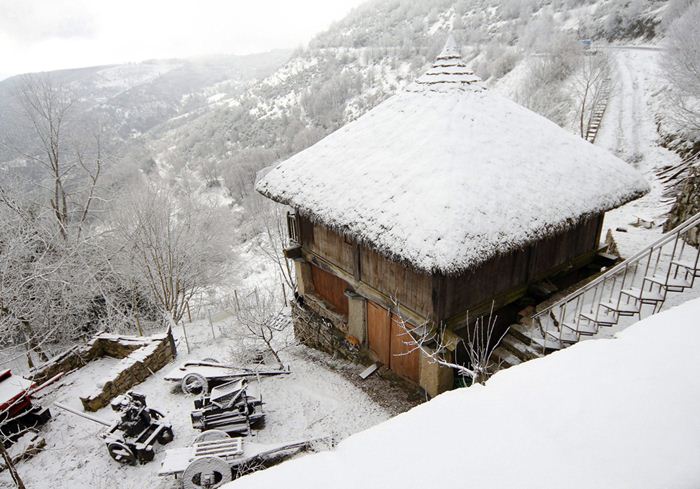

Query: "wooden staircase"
left=491, top=211, right=700, bottom=370
left=585, top=78, right=611, bottom=144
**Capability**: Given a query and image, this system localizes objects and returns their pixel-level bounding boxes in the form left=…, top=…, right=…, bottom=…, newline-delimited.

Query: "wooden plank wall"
left=359, top=247, right=433, bottom=317
left=367, top=301, right=391, bottom=365
left=438, top=214, right=604, bottom=320
left=389, top=313, right=420, bottom=383
left=299, top=216, right=433, bottom=317
left=300, top=216, right=354, bottom=274
left=310, top=265, right=349, bottom=316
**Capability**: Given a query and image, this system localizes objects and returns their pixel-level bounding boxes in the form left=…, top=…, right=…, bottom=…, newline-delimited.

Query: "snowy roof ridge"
left=410, top=35, right=484, bottom=92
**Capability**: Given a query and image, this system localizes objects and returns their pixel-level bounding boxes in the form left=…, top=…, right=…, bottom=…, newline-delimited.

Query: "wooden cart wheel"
left=107, top=441, right=136, bottom=465
left=183, top=456, right=232, bottom=489
left=182, top=373, right=209, bottom=395
left=194, top=430, right=230, bottom=443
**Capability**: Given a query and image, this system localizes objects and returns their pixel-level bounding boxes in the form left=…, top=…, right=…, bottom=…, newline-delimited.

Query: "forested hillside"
left=0, top=0, right=695, bottom=365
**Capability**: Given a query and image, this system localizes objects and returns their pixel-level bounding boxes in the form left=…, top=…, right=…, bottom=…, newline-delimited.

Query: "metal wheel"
left=182, top=373, right=209, bottom=395
left=183, top=456, right=232, bottom=489
left=157, top=426, right=174, bottom=445
left=107, top=441, right=136, bottom=465
left=194, top=430, right=230, bottom=444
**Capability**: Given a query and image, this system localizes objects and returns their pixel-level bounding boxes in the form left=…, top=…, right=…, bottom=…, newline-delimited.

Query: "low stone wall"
left=30, top=330, right=177, bottom=412
left=665, top=166, right=700, bottom=246
left=292, top=298, right=360, bottom=362
left=80, top=333, right=176, bottom=411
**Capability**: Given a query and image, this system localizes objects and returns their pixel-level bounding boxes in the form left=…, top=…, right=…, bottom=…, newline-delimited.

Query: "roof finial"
left=437, top=32, right=461, bottom=60
left=409, top=31, right=484, bottom=92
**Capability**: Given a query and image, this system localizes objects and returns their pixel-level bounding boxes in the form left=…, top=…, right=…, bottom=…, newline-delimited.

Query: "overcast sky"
left=0, top=0, right=367, bottom=80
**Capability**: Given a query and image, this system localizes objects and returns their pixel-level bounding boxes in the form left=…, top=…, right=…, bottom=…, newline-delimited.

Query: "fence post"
left=208, top=309, right=216, bottom=340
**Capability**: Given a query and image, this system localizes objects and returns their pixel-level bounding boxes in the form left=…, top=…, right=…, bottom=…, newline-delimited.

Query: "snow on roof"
left=225, top=297, right=700, bottom=489
left=256, top=39, right=649, bottom=274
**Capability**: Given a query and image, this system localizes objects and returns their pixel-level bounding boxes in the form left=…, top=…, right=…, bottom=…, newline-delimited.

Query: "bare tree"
left=247, top=194, right=296, bottom=293
left=572, top=52, right=612, bottom=139
left=393, top=301, right=504, bottom=385
left=662, top=2, right=700, bottom=139
left=110, top=185, right=230, bottom=324
left=5, top=74, right=104, bottom=240
left=234, top=288, right=291, bottom=369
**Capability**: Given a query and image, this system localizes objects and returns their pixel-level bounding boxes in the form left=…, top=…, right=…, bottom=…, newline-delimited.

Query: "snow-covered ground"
left=226, top=296, right=700, bottom=489
left=598, top=48, right=680, bottom=258
left=0, top=318, right=395, bottom=489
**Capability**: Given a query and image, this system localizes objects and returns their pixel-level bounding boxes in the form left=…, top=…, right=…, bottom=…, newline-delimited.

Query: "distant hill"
left=0, top=0, right=671, bottom=203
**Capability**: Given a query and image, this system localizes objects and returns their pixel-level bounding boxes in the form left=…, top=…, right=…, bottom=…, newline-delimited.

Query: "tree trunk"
left=0, top=442, right=27, bottom=489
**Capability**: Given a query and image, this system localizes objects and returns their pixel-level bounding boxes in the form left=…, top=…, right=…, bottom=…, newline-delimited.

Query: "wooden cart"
left=159, top=431, right=322, bottom=489
left=164, top=360, right=289, bottom=395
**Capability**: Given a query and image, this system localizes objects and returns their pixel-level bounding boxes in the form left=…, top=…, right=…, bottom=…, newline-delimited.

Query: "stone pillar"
left=419, top=347, right=454, bottom=398
left=294, top=260, right=315, bottom=296
left=346, top=293, right=367, bottom=345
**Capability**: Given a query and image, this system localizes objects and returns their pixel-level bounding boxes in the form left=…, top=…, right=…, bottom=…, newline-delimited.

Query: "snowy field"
left=0, top=317, right=404, bottom=489
left=227, top=296, right=700, bottom=489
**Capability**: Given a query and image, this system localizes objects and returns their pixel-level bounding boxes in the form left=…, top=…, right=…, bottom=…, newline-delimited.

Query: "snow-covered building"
left=256, top=37, right=648, bottom=394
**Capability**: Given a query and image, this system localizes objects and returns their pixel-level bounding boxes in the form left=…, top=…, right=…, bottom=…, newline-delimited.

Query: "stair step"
left=545, top=328, right=579, bottom=344
left=562, top=320, right=598, bottom=335
left=672, top=259, right=700, bottom=275
left=530, top=334, right=564, bottom=351
left=620, top=287, right=665, bottom=302
left=600, top=300, right=640, bottom=315
left=580, top=310, right=617, bottom=326
left=491, top=347, right=521, bottom=369
left=500, top=335, right=540, bottom=362
left=644, top=274, right=693, bottom=289
left=510, top=324, right=562, bottom=351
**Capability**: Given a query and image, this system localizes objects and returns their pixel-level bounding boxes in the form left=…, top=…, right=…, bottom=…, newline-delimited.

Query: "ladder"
left=527, top=211, right=700, bottom=353
left=585, top=78, right=611, bottom=144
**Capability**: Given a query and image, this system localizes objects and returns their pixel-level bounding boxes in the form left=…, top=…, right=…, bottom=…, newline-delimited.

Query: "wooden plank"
left=389, top=314, right=420, bottom=384
left=359, top=363, right=379, bottom=380
left=367, top=301, right=390, bottom=365
left=310, top=265, right=349, bottom=316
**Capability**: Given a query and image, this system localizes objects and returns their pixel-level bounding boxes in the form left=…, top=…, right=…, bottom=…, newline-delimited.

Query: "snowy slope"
left=227, top=297, right=700, bottom=489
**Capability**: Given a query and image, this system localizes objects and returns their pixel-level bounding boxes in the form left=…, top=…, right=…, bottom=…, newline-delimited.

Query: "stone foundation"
left=292, top=298, right=360, bottom=362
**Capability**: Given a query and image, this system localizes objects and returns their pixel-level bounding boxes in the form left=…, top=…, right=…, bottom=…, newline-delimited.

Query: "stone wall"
left=292, top=297, right=360, bottom=362
left=80, top=333, right=176, bottom=411
left=665, top=166, right=700, bottom=246
left=30, top=330, right=177, bottom=412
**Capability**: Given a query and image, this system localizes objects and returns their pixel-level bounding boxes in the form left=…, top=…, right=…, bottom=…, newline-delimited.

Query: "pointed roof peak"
left=409, top=33, right=484, bottom=92
left=437, top=33, right=461, bottom=60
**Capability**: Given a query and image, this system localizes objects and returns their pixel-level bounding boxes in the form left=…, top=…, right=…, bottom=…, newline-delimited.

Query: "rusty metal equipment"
left=55, top=391, right=174, bottom=464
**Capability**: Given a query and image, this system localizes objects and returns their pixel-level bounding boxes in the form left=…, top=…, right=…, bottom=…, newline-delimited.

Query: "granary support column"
left=345, top=291, right=367, bottom=346
left=419, top=347, right=454, bottom=398
left=294, top=259, right=314, bottom=296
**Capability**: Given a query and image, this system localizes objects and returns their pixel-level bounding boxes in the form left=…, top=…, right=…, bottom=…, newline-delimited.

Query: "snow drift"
left=226, top=297, right=700, bottom=489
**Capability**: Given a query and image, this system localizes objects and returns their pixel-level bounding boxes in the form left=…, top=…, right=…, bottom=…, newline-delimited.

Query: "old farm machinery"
left=55, top=391, right=174, bottom=464
left=191, top=378, right=265, bottom=437
left=0, top=370, right=52, bottom=445
left=159, top=430, right=325, bottom=489
left=165, top=359, right=289, bottom=395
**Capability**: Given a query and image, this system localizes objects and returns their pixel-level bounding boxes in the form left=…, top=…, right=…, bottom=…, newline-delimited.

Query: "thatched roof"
left=256, top=38, right=649, bottom=274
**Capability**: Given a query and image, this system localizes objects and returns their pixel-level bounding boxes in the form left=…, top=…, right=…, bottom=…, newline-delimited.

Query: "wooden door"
left=310, top=265, right=349, bottom=316
left=367, top=301, right=390, bottom=365
left=390, top=314, right=420, bottom=384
